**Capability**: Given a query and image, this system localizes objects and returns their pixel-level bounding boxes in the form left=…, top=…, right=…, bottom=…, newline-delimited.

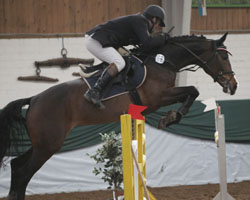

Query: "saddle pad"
left=83, top=57, right=146, bottom=101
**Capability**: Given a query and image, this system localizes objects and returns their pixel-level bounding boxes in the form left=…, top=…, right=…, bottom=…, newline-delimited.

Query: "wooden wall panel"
left=0, top=0, right=5, bottom=33
left=191, top=7, right=250, bottom=33
left=1, top=1, right=250, bottom=37
left=0, top=0, right=160, bottom=37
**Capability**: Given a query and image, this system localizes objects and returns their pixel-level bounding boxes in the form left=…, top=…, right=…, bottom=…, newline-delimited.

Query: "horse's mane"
left=131, top=34, right=210, bottom=60
left=169, top=34, right=207, bottom=42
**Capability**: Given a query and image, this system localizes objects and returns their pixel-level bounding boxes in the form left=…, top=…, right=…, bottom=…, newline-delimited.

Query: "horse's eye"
left=221, top=53, right=228, bottom=60
left=220, top=76, right=226, bottom=82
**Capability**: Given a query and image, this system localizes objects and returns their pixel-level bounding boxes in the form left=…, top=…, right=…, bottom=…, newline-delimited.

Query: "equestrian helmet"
left=143, top=5, right=166, bottom=27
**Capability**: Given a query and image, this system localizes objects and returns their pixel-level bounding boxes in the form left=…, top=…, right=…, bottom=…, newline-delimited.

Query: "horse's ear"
left=216, top=32, right=228, bottom=46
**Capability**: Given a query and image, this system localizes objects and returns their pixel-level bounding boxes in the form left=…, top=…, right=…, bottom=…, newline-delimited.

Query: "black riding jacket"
left=86, top=13, right=165, bottom=50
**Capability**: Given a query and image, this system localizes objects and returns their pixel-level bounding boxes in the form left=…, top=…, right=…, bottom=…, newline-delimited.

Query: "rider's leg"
left=84, top=35, right=125, bottom=108
left=85, top=35, right=126, bottom=71
left=84, top=63, right=119, bottom=108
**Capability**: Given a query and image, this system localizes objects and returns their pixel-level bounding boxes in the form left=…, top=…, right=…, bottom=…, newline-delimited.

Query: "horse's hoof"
left=165, top=110, right=182, bottom=127
left=158, top=110, right=182, bottom=128
left=158, top=117, right=166, bottom=129
left=8, top=192, right=17, bottom=200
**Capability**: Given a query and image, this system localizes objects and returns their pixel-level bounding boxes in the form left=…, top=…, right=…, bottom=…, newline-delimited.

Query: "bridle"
left=133, top=39, right=235, bottom=91
left=172, top=42, right=235, bottom=89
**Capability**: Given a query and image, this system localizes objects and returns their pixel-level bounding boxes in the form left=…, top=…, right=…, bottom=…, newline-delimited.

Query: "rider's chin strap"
left=149, top=18, right=159, bottom=33
left=149, top=20, right=155, bottom=33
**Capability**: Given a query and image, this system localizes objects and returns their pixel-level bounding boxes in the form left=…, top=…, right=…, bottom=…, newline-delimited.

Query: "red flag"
left=128, top=104, right=147, bottom=120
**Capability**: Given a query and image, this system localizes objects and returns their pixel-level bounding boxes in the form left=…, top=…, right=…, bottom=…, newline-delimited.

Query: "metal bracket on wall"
left=18, top=41, right=94, bottom=82
left=17, top=56, right=94, bottom=82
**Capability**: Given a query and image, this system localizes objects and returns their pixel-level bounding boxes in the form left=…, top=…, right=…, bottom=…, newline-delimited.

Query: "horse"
left=0, top=33, right=237, bottom=200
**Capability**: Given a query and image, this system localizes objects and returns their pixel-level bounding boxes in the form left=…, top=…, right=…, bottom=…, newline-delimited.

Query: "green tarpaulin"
left=147, top=100, right=250, bottom=142
left=1, top=99, right=250, bottom=156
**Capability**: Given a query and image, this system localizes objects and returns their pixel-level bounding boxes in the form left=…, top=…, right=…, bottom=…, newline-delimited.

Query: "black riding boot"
left=84, top=63, right=118, bottom=109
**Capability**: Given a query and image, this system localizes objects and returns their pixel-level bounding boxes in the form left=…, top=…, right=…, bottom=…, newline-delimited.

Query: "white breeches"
left=85, top=35, right=126, bottom=72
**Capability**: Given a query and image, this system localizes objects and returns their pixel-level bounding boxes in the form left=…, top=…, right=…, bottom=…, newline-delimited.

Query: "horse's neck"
left=163, top=40, right=211, bottom=71
left=137, top=39, right=212, bottom=72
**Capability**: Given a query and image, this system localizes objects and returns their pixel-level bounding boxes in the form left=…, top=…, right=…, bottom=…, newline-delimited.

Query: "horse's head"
left=142, top=33, right=238, bottom=95
left=199, top=33, right=238, bottom=95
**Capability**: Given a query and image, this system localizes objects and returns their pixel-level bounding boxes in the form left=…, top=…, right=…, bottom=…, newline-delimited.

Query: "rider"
left=84, top=4, right=170, bottom=108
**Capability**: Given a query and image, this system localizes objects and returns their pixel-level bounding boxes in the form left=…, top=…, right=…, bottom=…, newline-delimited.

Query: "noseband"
left=214, top=48, right=235, bottom=91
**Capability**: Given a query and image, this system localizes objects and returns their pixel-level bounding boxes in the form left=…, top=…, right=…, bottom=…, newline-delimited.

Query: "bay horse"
left=0, top=33, right=237, bottom=200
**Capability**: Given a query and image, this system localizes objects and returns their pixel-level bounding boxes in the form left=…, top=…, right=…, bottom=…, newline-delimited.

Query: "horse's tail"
left=0, top=97, right=32, bottom=168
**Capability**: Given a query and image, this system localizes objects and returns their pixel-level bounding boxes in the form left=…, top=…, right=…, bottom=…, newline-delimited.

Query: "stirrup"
left=94, top=100, right=105, bottom=109
left=84, top=90, right=105, bottom=109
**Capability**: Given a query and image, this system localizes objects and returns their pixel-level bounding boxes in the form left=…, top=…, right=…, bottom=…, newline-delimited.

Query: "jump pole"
left=120, top=114, right=156, bottom=200
left=213, top=104, right=235, bottom=200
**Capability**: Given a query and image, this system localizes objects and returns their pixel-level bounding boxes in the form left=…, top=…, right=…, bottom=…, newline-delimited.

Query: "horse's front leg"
left=158, top=86, right=199, bottom=129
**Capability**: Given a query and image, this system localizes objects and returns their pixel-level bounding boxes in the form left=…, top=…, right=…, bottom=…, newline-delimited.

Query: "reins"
left=172, top=42, right=206, bottom=73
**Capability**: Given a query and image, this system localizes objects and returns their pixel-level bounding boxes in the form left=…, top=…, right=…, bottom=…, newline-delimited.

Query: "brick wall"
left=0, top=34, right=249, bottom=108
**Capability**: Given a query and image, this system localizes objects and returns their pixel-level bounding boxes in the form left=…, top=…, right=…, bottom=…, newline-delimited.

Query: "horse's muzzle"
left=222, top=75, right=238, bottom=95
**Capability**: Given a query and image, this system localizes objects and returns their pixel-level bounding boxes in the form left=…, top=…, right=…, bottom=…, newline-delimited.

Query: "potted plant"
left=88, top=132, right=124, bottom=200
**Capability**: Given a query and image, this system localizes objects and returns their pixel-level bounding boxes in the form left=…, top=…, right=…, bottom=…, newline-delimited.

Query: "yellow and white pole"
left=121, top=114, right=156, bottom=200
left=121, top=114, right=135, bottom=200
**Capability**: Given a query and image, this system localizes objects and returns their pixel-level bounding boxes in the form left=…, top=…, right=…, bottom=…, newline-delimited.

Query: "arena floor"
left=1, top=181, right=249, bottom=200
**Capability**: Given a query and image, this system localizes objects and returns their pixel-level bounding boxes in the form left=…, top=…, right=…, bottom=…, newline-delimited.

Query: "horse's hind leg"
left=8, top=148, right=33, bottom=200
left=8, top=148, right=55, bottom=200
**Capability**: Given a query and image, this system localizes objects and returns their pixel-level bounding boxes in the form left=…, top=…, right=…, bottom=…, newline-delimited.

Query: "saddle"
left=81, top=55, right=146, bottom=105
